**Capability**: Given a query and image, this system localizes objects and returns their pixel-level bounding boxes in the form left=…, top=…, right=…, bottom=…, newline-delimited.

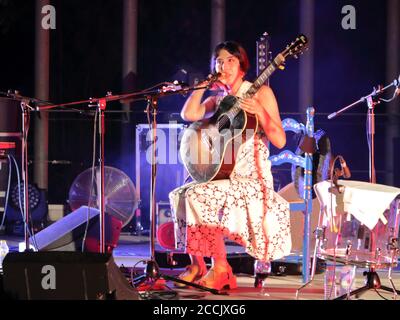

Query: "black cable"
left=130, top=259, right=179, bottom=300
left=10, top=155, right=38, bottom=251
left=374, top=288, right=390, bottom=300
left=0, top=155, right=12, bottom=229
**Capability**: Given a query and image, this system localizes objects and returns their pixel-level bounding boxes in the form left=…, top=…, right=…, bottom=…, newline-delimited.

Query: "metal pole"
left=122, top=0, right=138, bottom=122
left=299, top=0, right=315, bottom=283
left=98, top=100, right=106, bottom=254
left=299, top=0, right=314, bottom=122
left=21, top=103, right=30, bottom=250
left=122, top=0, right=140, bottom=233
left=367, top=97, right=376, bottom=184
left=34, top=0, right=50, bottom=190
left=211, top=0, right=225, bottom=52
left=385, top=0, right=400, bottom=186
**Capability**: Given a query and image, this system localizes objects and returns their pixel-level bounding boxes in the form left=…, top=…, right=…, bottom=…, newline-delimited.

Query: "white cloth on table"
left=314, top=180, right=400, bottom=231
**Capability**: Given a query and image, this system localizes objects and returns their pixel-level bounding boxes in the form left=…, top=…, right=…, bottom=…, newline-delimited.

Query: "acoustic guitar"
left=180, top=35, right=308, bottom=183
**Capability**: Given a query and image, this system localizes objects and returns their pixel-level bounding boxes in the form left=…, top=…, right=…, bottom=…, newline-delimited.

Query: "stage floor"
left=2, top=232, right=400, bottom=300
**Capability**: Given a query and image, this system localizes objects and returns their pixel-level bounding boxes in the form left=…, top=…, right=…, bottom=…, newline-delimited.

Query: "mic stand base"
left=132, top=260, right=223, bottom=295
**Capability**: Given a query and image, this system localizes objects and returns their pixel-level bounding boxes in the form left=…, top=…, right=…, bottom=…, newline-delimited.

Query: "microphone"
left=207, top=72, right=221, bottom=82
left=339, top=155, right=351, bottom=179
left=160, top=80, right=189, bottom=93
left=203, top=72, right=221, bottom=88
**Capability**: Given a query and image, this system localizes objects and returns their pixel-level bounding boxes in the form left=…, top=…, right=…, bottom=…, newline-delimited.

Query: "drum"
left=314, top=180, right=400, bottom=269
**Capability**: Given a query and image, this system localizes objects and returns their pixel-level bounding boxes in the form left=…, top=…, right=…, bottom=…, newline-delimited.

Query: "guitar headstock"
left=281, top=34, right=308, bottom=60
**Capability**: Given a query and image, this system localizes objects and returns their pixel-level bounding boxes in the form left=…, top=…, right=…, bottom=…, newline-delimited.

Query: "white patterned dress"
left=169, top=83, right=292, bottom=262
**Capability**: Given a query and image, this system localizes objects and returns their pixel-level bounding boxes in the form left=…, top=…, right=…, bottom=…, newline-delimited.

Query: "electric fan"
left=68, top=166, right=138, bottom=227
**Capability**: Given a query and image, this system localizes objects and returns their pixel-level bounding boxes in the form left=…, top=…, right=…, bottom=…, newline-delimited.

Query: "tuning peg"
left=278, top=64, right=285, bottom=70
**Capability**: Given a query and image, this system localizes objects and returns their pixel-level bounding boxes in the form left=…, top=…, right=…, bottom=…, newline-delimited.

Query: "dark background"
left=0, top=0, right=398, bottom=230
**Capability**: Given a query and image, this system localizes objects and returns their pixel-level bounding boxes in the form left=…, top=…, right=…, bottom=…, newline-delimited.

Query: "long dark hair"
left=210, top=41, right=250, bottom=74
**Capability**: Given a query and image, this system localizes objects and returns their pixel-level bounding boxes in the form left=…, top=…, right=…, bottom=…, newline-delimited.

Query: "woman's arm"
left=239, top=85, right=286, bottom=149
left=181, top=88, right=217, bottom=122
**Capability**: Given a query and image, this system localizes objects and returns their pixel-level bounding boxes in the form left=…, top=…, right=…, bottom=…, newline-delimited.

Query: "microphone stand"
left=0, top=91, right=51, bottom=252
left=91, top=97, right=107, bottom=253
left=327, top=76, right=400, bottom=184
left=327, top=76, right=400, bottom=300
left=131, top=84, right=223, bottom=295
left=39, top=92, right=115, bottom=254
left=40, top=90, right=169, bottom=254
left=20, top=99, right=34, bottom=251
left=40, top=94, right=110, bottom=254
left=38, top=82, right=222, bottom=294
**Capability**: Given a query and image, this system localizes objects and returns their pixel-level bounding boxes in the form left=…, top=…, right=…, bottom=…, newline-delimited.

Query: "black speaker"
left=29, top=206, right=122, bottom=253
left=2, top=251, right=139, bottom=300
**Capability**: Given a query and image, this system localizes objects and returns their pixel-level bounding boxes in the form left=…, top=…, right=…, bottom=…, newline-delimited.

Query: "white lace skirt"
left=169, top=135, right=292, bottom=261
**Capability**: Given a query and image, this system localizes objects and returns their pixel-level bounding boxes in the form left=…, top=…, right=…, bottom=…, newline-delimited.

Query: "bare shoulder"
left=257, top=85, right=275, bottom=98
left=255, top=85, right=278, bottom=108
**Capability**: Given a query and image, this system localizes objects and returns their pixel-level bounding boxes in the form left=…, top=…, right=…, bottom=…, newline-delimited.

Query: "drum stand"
left=335, top=219, right=400, bottom=300
left=298, top=224, right=400, bottom=300
left=297, top=179, right=400, bottom=300
left=334, top=267, right=400, bottom=300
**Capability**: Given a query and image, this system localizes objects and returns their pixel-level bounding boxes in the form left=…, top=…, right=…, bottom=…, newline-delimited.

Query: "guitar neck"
left=245, top=53, right=285, bottom=98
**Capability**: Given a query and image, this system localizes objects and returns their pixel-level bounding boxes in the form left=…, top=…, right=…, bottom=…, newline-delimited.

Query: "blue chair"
left=269, top=106, right=315, bottom=283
